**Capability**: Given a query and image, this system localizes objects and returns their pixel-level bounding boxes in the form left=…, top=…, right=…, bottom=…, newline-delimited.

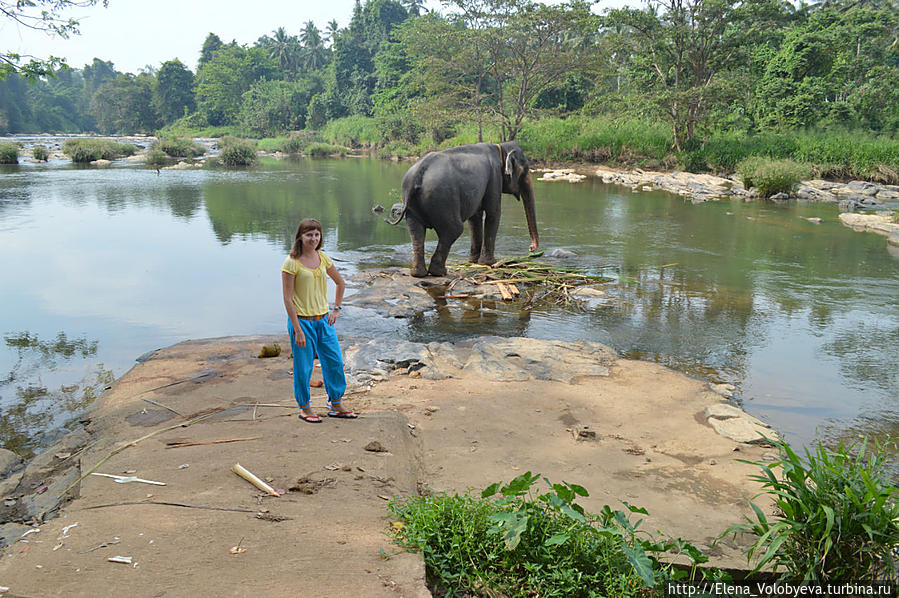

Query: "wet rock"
left=347, top=273, right=435, bottom=318
left=838, top=199, right=861, bottom=213
left=704, top=403, right=779, bottom=444
left=889, top=232, right=899, bottom=247
left=769, top=193, right=790, bottom=201
left=839, top=213, right=899, bottom=237
left=371, top=204, right=385, bottom=214
left=709, top=383, right=735, bottom=398
left=537, top=169, right=586, bottom=183
left=0, top=449, right=23, bottom=479
left=90, top=159, right=112, bottom=167
left=846, top=180, right=878, bottom=196
left=546, top=248, right=578, bottom=258
left=18, top=467, right=80, bottom=522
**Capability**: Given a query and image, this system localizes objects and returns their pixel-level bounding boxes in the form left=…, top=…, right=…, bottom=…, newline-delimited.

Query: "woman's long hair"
left=290, top=218, right=323, bottom=258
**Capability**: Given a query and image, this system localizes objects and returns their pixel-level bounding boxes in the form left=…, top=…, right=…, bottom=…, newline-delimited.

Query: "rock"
left=703, top=404, right=769, bottom=429
left=846, top=180, right=878, bottom=195
left=889, top=232, right=899, bottom=247
left=839, top=213, right=899, bottom=237
left=0, top=523, right=34, bottom=548
left=90, top=159, right=112, bottom=167
left=545, top=248, right=578, bottom=258
left=803, top=217, right=822, bottom=224
left=876, top=189, right=899, bottom=200
left=257, top=343, right=281, bottom=358
left=769, top=193, right=790, bottom=200
left=838, top=199, right=861, bottom=213
left=18, top=466, right=81, bottom=522
left=707, top=416, right=778, bottom=444
left=0, top=449, right=23, bottom=479
left=364, top=441, right=389, bottom=453
left=570, top=287, right=605, bottom=298
left=164, top=161, right=199, bottom=170
left=709, top=383, right=735, bottom=398
left=371, top=204, right=385, bottom=214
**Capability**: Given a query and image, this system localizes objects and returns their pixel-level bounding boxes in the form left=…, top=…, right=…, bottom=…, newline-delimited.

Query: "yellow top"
left=281, top=251, right=333, bottom=316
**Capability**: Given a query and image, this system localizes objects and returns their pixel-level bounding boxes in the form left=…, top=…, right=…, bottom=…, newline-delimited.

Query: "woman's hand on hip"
left=327, top=308, right=340, bottom=326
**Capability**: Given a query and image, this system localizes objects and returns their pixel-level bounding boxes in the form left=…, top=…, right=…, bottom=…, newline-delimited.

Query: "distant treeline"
left=1, top=0, right=897, bottom=172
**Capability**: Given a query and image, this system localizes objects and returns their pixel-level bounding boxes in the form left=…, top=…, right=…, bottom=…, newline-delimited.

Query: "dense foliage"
left=62, top=138, right=136, bottom=162
left=1, top=0, right=897, bottom=176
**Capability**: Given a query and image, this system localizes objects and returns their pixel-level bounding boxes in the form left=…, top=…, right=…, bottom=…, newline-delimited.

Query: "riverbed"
left=0, top=152, right=897, bottom=457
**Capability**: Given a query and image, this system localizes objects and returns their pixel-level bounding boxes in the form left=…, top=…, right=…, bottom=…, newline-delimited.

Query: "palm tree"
left=300, top=21, right=326, bottom=71
left=402, top=0, right=427, bottom=16
left=325, top=19, right=340, bottom=47
left=269, top=27, right=295, bottom=72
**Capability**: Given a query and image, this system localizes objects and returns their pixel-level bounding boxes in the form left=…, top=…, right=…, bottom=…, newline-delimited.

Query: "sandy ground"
left=0, top=335, right=773, bottom=597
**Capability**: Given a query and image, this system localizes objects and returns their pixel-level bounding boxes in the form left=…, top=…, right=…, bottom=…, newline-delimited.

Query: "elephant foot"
left=410, top=266, right=428, bottom=278
left=428, top=264, right=448, bottom=277
left=468, top=254, right=481, bottom=264
left=477, top=255, right=496, bottom=266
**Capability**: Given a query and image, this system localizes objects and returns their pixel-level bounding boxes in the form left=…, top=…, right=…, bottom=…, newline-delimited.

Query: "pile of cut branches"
left=445, top=254, right=613, bottom=308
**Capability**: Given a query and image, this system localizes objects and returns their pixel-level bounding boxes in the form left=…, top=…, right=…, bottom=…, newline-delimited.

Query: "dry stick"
left=165, top=436, right=262, bottom=449
left=235, top=403, right=295, bottom=408
left=140, top=397, right=182, bottom=416
left=81, top=500, right=256, bottom=513
left=63, top=411, right=220, bottom=495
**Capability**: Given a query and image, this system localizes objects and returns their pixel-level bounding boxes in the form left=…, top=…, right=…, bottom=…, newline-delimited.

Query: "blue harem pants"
left=287, top=318, right=347, bottom=410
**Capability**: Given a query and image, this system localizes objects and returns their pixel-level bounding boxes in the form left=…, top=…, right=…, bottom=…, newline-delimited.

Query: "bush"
left=736, top=157, right=812, bottom=197
left=153, top=137, right=205, bottom=158
left=391, top=473, right=718, bottom=596
left=731, top=438, right=899, bottom=582
left=305, top=142, right=346, bottom=157
left=321, top=115, right=379, bottom=148
left=0, top=142, right=20, bottom=164
left=32, top=145, right=49, bottom=161
left=217, top=138, right=257, bottom=166
left=376, top=141, right=416, bottom=160
left=63, top=139, right=137, bottom=163
left=146, top=148, right=169, bottom=166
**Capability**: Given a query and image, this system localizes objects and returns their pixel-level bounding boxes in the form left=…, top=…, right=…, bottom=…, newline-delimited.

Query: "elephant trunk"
left=521, top=172, right=539, bottom=252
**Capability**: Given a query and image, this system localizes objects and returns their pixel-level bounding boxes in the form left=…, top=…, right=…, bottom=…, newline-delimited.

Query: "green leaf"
left=624, top=544, right=655, bottom=587
left=544, top=533, right=570, bottom=546
left=481, top=482, right=500, bottom=498
left=622, top=501, right=649, bottom=515
left=561, top=504, right=586, bottom=523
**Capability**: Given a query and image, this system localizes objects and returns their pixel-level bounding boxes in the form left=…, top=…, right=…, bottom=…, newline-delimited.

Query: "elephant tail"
left=386, top=164, right=425, bottom=225
left=385, top=203, right=406, bottom=226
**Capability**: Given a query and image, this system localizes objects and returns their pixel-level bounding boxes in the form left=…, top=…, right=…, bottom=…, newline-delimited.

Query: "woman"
left=281, top=219, right=356, bottom=422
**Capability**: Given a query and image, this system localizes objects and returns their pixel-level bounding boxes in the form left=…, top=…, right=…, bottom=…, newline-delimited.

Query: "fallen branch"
left=232, top=463, right=280, bottom=497
left=165, top=436, right=262, bottom=449
left=81, top=500, right=256, bottom=513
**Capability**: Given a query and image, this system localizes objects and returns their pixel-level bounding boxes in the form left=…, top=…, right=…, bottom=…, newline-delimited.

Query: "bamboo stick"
left=232, top=463, right=280, bottom=497
left=497, top=283, right=513, bottom=300
left=165, top=436, right=263, bottom=449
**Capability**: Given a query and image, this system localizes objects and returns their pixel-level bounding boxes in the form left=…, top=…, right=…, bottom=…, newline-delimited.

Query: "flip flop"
left=327, top=410, right=358, bottom=419
left=299, top=413, right=322, bottom=423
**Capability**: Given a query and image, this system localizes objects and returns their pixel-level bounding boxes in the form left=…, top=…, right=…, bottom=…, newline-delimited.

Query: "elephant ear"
left=504, top=149, right=527, bottom=196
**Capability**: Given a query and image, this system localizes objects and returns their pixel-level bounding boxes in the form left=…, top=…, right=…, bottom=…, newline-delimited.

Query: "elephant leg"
left=407, top=218, right=428, bottom=278
left=468, top=212, right=483, bottom=264
left=428, top=222, right=463, bottom=277
left=478, top=207, right=501, bottom=265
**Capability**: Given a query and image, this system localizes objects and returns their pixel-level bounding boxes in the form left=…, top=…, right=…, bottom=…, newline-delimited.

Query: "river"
left=1, top=151, right=897, bottom=459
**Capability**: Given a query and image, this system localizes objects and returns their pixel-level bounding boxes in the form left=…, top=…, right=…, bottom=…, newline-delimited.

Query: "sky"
left=3, top=0, right=384, bottom=74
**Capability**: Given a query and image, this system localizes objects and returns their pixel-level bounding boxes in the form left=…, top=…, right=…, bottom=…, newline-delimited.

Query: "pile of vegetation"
left=389, top=439, right=898, bottom=595
left=0, top=142, right=20, bottom=164
left=62, top=138, right=136, bottom=163
left=216, top=136, right=257, bottom=166
left=737, top=158, right=813, bottom=198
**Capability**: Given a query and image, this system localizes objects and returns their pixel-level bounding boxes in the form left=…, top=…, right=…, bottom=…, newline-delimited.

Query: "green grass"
left=320, top=115, right=379, bottom=148
left=152, top=137, right=206, bottom=158
left=0, top=142, right=20, bottom=164
left=62, top=138, right=137, bottom=163
left=31, top=145, right=49, bottom=161
left=729, top=438, right=899, bottom=582
left=146, top=148, right=168, bottom=167
left=737, top=157, right=813, bottom=198
left=305, top=142, right=347, bottom=157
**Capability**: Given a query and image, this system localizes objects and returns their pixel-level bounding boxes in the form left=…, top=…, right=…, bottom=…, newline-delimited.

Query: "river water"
left=1, top=153, right=897, bottom=457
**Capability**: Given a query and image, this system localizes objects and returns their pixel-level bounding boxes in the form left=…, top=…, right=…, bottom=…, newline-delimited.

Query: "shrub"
left=390, top=473, right=718, bottom=596
left=305, top=142, right=346, bottom=157
left=321, top=115, right=379, bottom=148
left=153, top=137, right=205, bottom=158
left=736, top=157, right=812, bottom=197
left=218, top=138, right=257, bottom=166
left=63, top=139, right=137, bottom=163
left=730, top=438, right=899, bottom=582
left=0, top=142, right=20, bottom=164
left=376, top=141, right=416, bottom=160
left=32, top=145, right=49, bottom=161
left=146, top=148, right=169, bottom=166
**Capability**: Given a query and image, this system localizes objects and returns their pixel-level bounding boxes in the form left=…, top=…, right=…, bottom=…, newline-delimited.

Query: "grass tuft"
left=0, top=142, right=20, bottom=164
left=62, top=139, right=137, bottom=163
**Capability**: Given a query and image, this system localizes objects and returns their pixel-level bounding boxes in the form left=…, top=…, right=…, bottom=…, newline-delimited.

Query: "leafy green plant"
left=729, top=438, right=899, bottom=582
left=62, top=139, right=137, bottom=163
left=146, top=148, right=168, bottom=166
left=31, top=145, right=49, bottom=161
left=0, top=142, right=20, bottom=164
left=321, top=115, right=379, bottom=148
left=737, top=157, right=812, bottom=198
left=217, top=138, right=257, bottom=166
left=390, top=472, right=718, bottom=597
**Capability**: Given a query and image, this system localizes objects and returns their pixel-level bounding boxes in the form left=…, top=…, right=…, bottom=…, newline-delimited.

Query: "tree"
left=1, top=0, right=108, bottom=79
left=198, top=33, right=224, bottom=67
left=195, top=44, right=277, bottom=126
left=604, top=0, right=788, bottom=149
left=238, top=79, right=314, bottom=135
left=300, top=21, right=327, bottom=71
left=325, top=19, right=340, bottom=46
left=90, top=73, right=160, bottom=133
left=154, top=59, right=195, bottom=123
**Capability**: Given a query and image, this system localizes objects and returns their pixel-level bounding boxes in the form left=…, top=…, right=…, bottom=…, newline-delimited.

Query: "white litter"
left=91, top=473, right=166, bottom=486
left=19, top=528, right=39, bottom=539
left=108, top=556, right=133, bottom=564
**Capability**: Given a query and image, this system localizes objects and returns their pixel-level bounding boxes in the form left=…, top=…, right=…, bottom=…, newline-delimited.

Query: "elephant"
left=386, top=141, right=539, bottom=278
